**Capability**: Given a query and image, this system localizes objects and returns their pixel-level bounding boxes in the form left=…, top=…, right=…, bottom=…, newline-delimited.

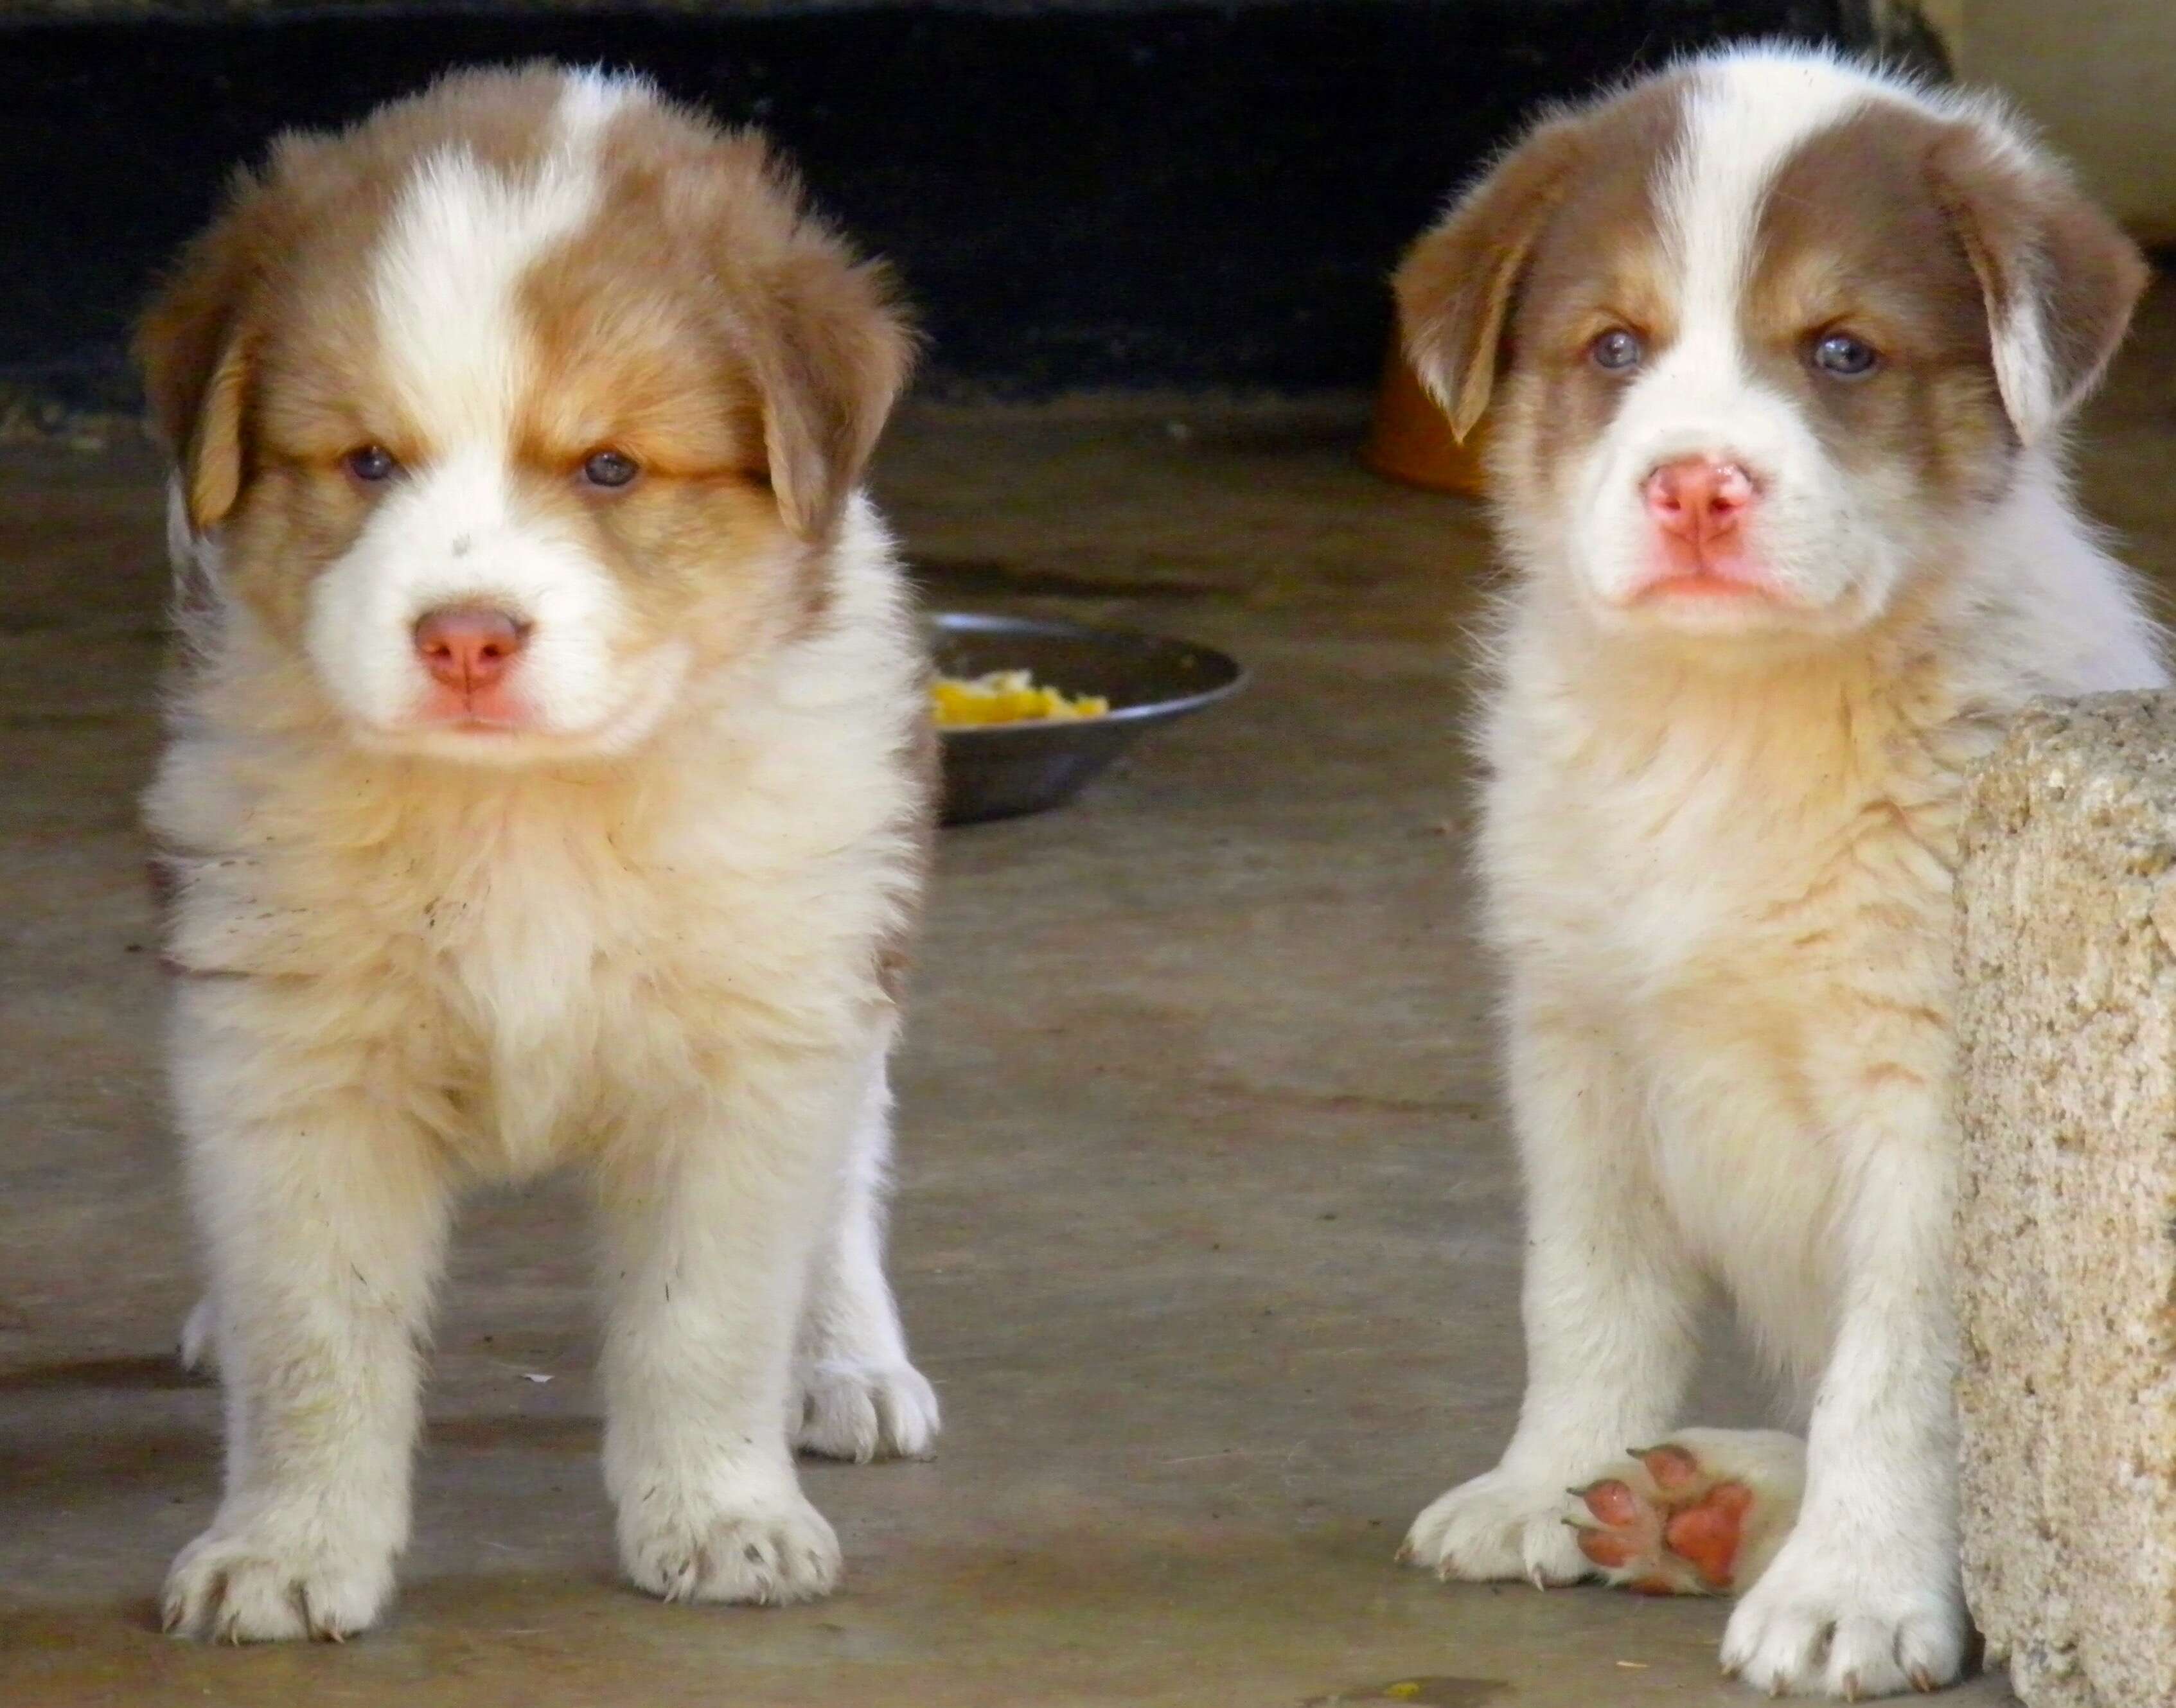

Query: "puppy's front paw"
left=796, top=1358, right=940, bottom=1463
left=162, top=1523, right=394, bottom=1642
left=1566, top=1430, right=1805, bottom=1596
left=1720, top=1530, right=1966, bottom=1698
left=1401, top=1466, right=1588, bottom=1588
left=619, top=1479, right=842, bottom=1606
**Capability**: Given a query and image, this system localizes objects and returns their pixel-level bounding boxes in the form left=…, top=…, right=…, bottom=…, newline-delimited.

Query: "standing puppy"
left=1394, top=46, right=2163, bottom=1698
left=141, top=66, right=937, bottom=1641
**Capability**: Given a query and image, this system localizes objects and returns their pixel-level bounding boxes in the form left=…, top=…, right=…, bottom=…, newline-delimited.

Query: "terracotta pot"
left=1361, top=335, right=1489, bottom=498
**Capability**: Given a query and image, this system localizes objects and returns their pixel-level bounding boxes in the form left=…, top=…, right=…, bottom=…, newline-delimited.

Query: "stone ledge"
left=1956, top=692, right=2176, bottom=1708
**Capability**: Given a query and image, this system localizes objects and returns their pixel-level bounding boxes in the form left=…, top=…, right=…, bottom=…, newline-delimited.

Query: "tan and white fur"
left=139, top=65, right=938, bottom=1642
left=1393, top=45, right=2162, bottom=1698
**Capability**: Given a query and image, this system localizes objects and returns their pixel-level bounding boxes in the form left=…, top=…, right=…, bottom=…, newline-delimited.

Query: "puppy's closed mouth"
left=425, top=723, right=531, bottom=741
left=1629, top=564, right=1789, bottom=604
left=412, top=708, right=536, bottom=734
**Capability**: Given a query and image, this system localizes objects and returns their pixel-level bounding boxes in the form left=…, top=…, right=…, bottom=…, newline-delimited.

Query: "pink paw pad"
left=1567, top=1445, right=1755, bottom=1596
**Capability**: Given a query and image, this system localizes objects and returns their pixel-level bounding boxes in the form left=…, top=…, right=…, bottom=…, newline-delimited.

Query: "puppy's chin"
left=1566, top=529, right=1906, bottom=651
left=1588, top=577, right=1891, bottom=649
left=340, top=642, right=696, bottom=768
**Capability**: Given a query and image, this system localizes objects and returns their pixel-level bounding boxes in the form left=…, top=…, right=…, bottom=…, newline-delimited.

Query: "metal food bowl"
left=932, top=612, right=1244, bottom=825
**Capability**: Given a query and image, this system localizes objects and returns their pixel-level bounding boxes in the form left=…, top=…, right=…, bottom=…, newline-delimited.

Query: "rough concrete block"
left=1956, top=692, right=2176, bottom=1708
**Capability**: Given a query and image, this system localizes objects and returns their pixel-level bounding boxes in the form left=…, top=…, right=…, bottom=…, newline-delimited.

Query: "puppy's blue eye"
left=1591, top=329, right=1644, bottom=373
left=1812, top=332, right=1879, bottom=378
left=581, top=450, right=640, bottom=489
left=345, top=445, right=398, bottom=483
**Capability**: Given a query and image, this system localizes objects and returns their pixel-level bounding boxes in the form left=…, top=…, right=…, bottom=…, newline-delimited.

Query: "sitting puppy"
left=140, top=65, right=937, bottom=1641
left=1393, top=45, right=2164, bottom=1699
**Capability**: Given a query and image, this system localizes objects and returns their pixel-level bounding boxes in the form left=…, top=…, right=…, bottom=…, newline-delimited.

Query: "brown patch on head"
left=1749, top=101, right=2017, bottom=509
left=1394, top=73, right=1688, bottom=448
left=1396, top=73, right=1690, bottom=534
left=581, top=97, right=915, bottom=548
left=1749, top=94, right=2146, bottom=507
left=506, top=90, right=915, bottom=654
left=137, top=67, right=571, bottom=524
left=1499, top=78, right=1691, bottom=495
left=137, top=139, right=395, bottom=640
left=511, top=113, right=797, bottom=658
left=136, top=66, right=572, bottom=639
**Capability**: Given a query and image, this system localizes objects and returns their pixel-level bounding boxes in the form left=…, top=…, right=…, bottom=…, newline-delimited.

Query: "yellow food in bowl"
left=932, top=669, right=1110, bottom=728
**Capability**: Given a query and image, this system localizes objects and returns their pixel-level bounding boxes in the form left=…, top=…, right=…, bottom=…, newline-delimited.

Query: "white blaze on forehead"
left=1659, top=51, right=1883, bottom=364
left=370, top=73, right=641, bottom=443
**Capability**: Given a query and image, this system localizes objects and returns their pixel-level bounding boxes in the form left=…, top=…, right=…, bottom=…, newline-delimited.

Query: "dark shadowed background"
left=0, top=0, right=1906, bottom=416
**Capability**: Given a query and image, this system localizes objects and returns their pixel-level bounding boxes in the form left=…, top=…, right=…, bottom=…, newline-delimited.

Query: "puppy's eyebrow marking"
left=452, top=536, right=473, bottom=556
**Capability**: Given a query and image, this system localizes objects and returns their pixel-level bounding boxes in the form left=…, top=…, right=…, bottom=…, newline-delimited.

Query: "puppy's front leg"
left=162, top=1015, right=453, bottom=1642
left=1406, top=1001, right=1702, bottom=1587
left=794, top=1044, right=941, bottom=1463
left=598, top=1047, right=865, bottom=1605
left=1721, top=1123, right=1967, bottom=1698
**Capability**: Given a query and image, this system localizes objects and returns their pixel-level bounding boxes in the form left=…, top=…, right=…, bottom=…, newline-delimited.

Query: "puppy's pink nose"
left=1644, top=457, right=1758, bottom=540
left=412, top=606, right=527, bottom=692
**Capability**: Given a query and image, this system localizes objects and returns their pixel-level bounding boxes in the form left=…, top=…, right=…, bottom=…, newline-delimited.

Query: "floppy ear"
left=743, top=241, right=916, bottom=542
left=1393, top=110, right=1593, bottom=443
left=134, top=164, right=279, bottom=533
left=718, top=145, right=916, bottom=544
left=1929, top=118, right=2149, bottom=445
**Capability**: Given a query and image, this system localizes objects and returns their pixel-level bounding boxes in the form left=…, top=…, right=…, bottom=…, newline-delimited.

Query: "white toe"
left=1403, top=1467, right=1588, bottom=1586
left=1721, top=1533, right=1966, bottom=1698
left=162, top=1523, right=394, bottom=1642
left=618, top=1477, right=842, bottom=1606
left=796, top=1359, right=941, bottom=1463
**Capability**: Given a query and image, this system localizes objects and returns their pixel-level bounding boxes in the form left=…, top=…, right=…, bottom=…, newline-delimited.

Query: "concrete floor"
left=5, top=290, right=2173, bottom=1707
